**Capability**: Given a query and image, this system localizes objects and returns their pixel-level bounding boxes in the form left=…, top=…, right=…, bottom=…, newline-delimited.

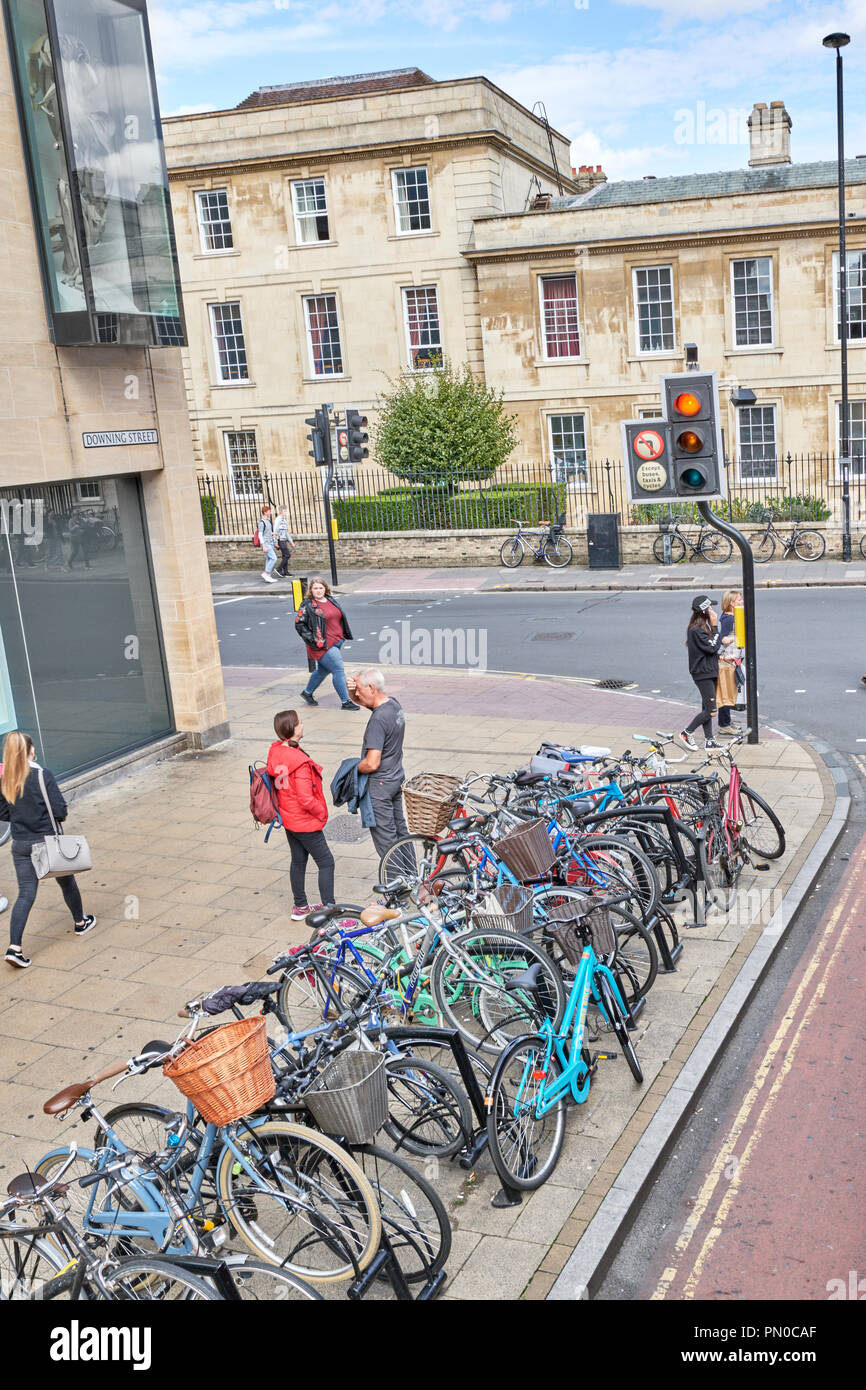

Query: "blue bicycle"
left=485, top=901, right=643, bottom=1190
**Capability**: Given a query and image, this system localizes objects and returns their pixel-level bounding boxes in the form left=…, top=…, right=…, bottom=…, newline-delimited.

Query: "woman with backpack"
left=267, top=708, right=336, bottom=921
left=678, top=595, right=723, bottom=753
left=295, top=577, right=358, bottom=711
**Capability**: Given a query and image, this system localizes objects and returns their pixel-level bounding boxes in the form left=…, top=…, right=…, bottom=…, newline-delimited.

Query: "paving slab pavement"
left=0, top=666, right=837, bottom=1299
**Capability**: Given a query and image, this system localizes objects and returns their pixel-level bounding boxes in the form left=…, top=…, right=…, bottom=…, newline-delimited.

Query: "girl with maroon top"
left=267, top=708, right=336, bottom=919
left=294, top=577, right=358, bottom=711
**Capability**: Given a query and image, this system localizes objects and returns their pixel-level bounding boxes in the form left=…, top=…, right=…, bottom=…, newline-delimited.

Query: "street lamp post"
left=824, top=31, right=852, bottom=563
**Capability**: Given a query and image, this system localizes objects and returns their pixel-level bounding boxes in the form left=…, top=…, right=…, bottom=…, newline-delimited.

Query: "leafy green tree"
left=372, top=361, right=518, bottom=483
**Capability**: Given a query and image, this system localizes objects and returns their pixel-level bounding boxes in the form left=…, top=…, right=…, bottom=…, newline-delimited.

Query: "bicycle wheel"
left=653, top=533, right=686, bottom=564
left=430, top=927, right=566, bottom=1055
left=860, top=534, right=866, bottom=559
left=205, top=1253, right=321, bottom=1300
left=215, top=1120, right=381, bottom=1285
left=700, top=532, right=733, bottom=564
left=739, top=785, right=785, bottom=859
left=485, top=1035, right=566, bottom=1190
left=793, top=529, right=825, bottom=561
left=499, top=537, right=525, bottom=568
left=543, top=537, right=572, bottom=568
left=377, top=833, right=444, bottom=886
left=276, top=958, right=371, bottom=1032
left=349, top=1144, right=451, bottom=1284
left=101, top=1256, right=222, bottom=1301
left=567, top=833, right=660, bottom=917
left=382, top=1054, right=472, bottom=1159
left=593, top=972, right=643, bottom=1083
left=751, top=533, right=775, bottom=563
left=611, top=917, right=659, bottom=1006
left=0, top=1227, right=67, bottom=1300
left=700, top=821, right=737, bottom=915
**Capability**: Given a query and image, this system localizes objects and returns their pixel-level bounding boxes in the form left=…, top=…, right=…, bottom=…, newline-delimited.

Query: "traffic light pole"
left=697, top=501, right=759, bottom=745
left=320, top=403, right=339, bottom=588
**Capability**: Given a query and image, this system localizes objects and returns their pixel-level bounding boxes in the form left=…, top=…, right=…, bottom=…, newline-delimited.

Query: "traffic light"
left=335, top=423, right=350, bottom=463
left=621, top=420, right=673, bottom=505
left=344, top=409, right=369, bottom=463
left=305, top=411, right=325, bottom=465
left=661, top=372, right=725, bottom=500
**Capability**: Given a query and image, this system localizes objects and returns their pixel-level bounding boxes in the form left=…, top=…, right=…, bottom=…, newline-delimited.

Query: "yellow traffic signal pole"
left=696, top=486, right=759, bottom=745
left=319, top=402, right=339, bottom=588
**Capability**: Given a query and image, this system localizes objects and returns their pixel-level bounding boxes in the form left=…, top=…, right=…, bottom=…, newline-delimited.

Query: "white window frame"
left=391, top=166, right=432, bottom=235
left=632, top=265, right=676, bottom=355
left=224, top=430, right=263, bottom=500
left=736, top=403, right=778, bottom=481
left=730, top=256, right=775, bottom=349
left=291, top=177, right=330, bottom=245
left=836, top=399, right=866, bottom=476
left=209, top=302, right=250, bottom=384
left=637, top=407, right=663, bottom=419
left=833, top=249, right=866, bottom=344
left=402, top=285, right=443, bottom=371
left=547, top=412, right=589, bottom=487
left=75, top=480, right=102, bottom=502
left=538, top=274, right=581, bottom=361
left=303, top=293, right=344, bottom=378
left=195, top=189, right=234, bottom=254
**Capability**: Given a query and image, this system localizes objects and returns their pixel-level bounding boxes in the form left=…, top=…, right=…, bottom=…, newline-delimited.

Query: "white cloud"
left=613, top=0, right=780, bottom=17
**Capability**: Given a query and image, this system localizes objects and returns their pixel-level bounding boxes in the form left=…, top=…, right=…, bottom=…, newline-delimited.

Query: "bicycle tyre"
left=485, top=1035, right=566, bottom=1190
left=700, top=821, right=737, bottom=915
left=567, top=833, right=660, bottom=916
left=382, top=1054, right=472, bottom=1158
left=430, top=926, right=566, bottom=1055
left=349, top=1143, right=451, bottom=1284
left=206, top=1252, right=322, bottom=1300
left=860, top=534, right=866, bottom=559
left=499, top=538, right=525, bottom=568
left=594, top=973, right=643, bottom=1084
left=1, top=1228, right=68, bottom=1300
left=700, top=532, right=733, bottom=564
left=793, top=529, right=825, bottom=561
left=653, top=533, right=686, bottom=564
left=276, top=958, right=371, bottom=1032
left=101, top=1255, right=223, bottom=1301
left=377, top=832, right=452, bottom=887
left=543, top=537, right=573, bottom=568
left=739, top=785, right=785, bottom=859
left=752, top=533, right=775, bottom=563
left=215, top=1120, right=381, bottom=1285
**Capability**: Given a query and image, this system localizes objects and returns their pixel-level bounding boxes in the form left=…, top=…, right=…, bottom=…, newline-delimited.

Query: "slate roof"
left=552, top=159, right=866, bottom=210
left=236, top=69, right=433, bottom=110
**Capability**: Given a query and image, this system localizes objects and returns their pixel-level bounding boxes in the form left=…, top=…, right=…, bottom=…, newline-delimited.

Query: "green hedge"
left=630, top=493, right=831, bottom=526
left=332, top=481, right=567, bottom=533
left=200, top=494, right=218, bottom=535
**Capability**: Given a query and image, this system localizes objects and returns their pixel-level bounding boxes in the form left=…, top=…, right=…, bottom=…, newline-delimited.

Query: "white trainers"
left=0, top=896, right=8, bottom=913
left=5, top=947, right=30, bottom=968
left=262, top=573, right=277, bottom=584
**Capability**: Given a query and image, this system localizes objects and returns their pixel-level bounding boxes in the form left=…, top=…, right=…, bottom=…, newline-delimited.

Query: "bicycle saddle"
left=7, top=1172, right=51, bottom=1198
left=505, top=961, right=546, bottom=998
left=565, top=798, right=596, bottom=818
left=360, top=904, right=403, bottom=927
left=435, top=835, right=477, bottom=854
left=44, top=1082, right=93, bottom=1115
left=308, top=903, right=363, bottom=931
left=514, top=768, right=545, bottom=786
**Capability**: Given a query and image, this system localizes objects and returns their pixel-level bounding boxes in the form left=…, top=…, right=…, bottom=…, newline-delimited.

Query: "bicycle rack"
left=347, top=1228, right=446, bottom=1302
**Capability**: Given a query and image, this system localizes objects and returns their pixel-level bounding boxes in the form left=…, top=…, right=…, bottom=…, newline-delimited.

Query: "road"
left=214, top=586, right=864, bottom=754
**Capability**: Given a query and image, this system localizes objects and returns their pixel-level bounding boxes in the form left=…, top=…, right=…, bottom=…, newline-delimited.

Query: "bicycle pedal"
left=593, top=1050, right=618, bottom=1063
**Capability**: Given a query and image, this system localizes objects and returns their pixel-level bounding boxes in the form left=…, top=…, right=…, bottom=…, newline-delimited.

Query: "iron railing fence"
left=198, top=453, right=866, bottom=538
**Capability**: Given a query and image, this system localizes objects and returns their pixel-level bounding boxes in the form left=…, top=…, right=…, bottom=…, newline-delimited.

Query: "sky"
left=150, top=0, right=866, bottom=181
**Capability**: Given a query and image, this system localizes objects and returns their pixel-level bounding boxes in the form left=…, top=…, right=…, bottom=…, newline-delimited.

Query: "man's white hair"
left=357, top=667, right=386, bottom=690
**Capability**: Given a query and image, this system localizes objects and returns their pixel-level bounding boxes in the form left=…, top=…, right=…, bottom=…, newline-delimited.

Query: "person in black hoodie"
left=679, top=595, right=723, bottom=753
left=0, top=731, right=95, bottom=968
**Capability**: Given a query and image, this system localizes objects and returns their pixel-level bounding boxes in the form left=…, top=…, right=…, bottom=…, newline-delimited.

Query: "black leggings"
left=685, top=677, right=717, bottom=740
left=10, top=846, right=83, bottom=949
left=285, top=828, right=335, bottom=908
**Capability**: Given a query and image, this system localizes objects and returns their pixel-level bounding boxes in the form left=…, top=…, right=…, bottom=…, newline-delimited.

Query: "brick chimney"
left=748, top=101, right=792, bottom=167
left=570, top=164, right=608, bottom=192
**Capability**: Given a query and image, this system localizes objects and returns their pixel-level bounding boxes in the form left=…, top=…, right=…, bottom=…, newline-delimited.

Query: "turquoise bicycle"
left=485, top=902, right=643, bottom=1190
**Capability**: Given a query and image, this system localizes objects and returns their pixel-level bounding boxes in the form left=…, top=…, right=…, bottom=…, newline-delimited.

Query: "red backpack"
left=252, top=527, right=261, bottom=548
left=249, top=762, right=280, bottom=840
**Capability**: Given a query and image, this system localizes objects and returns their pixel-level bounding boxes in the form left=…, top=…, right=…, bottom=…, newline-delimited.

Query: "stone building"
left=0, top=0, right=227, bottom=778
left=162, top=68, right=576, bottom=494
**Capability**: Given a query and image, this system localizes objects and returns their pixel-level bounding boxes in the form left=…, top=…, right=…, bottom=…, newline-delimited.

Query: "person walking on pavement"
left=274, top=507, right=294, bottom=579
left=296, top=578, right=358, bottom=711
left=266, top=709, right=336, bottom=921
left=678, top=595, right=723, bottom=753
left=66, top=512, right=90, bottom=570
left=258, top=505, right=278, bottom=584
left=716, top=589, right=742, bottom=736
left=347, top=668, right=413, bottom=875
left=0, top=731, right=95, bottom=968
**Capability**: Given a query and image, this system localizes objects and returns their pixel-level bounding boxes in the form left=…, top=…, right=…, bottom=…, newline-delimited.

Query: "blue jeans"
left=303, top=644, right=349, bottom=703
left=263, top=543, right=277, bottom=575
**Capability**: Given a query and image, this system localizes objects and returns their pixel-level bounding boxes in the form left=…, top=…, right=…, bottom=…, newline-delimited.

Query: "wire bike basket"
left=303, top=1051, right=388, bottom=1145
left=403, top=773, right=461, bottom=837
left=494, top=817, right=557, bottom=882
left=471, top=882, right=533, bottom=934
left=163, top=1016, right=276, bottom=1125
left=543, top=896, right=617, bottom=966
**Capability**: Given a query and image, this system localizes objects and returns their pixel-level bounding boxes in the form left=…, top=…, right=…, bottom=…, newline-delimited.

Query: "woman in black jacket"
left=295, top=577, right=358, bottom=711
left=0, top=731, right=95, bottom=968
left=678, top=595, right=723, bottom=753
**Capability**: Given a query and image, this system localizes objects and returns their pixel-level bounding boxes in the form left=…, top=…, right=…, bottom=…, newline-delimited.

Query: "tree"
left=372, top=361, right=518, bottom=483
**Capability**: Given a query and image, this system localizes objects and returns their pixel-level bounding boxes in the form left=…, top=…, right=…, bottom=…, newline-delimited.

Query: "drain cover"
left=326, top=815, right=370, bottom=843
left=594, top=678, right=635, bottom=690
left=532, top=632, right=573, bottom=641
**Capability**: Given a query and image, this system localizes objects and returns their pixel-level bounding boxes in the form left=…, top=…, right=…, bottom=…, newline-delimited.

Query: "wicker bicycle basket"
left=403, top=773, right=461, bottom=836
left=471, top=882, right=533, bottom=935
left=163, top=1016, right=276, bottom=1125
left=494, top=817, right=557, bottom=882
left=543, top=897, right=617, bottom=966
left=304, top=1051, right=388, bottom=1146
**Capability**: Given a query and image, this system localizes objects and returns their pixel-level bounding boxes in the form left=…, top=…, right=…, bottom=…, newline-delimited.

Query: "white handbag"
left=30, top=768, right=92, bottom=880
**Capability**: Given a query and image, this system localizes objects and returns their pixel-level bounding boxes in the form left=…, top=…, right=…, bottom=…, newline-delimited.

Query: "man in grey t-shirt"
left=349, top=667, right=413, bottom=879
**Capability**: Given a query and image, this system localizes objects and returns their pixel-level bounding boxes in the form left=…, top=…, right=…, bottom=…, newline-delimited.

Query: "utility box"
left=586, top=513, right=622, bottom=570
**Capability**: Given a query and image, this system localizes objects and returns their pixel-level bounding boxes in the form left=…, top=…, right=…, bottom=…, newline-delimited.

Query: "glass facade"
left=0, top=475, right=173, bottom=775
left=4, top=0, right=185, bottom=346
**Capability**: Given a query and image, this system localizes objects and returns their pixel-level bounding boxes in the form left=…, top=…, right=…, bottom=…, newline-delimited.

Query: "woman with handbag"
left=716, top=589, right=742, bottom=736
left=0, top=731, right=95, bottom=968
left=266, top=709, right=336, bottom=921
left=295, top=577, right=358, bottom=711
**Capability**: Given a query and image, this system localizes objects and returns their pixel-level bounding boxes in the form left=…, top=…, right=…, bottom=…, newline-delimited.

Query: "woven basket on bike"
left=542, top=896, right=617, bottom=967
left=163, top=1016, right=276, bottom=1125
left=658, top=518, right=674, bottom=533
left=494, top=817, right=557, bottom=882
left=402, top=773, right=461, bottom=836
left=470, top=882, right=533, bottom=935
left=303, top=1051, right=388, bottom=1146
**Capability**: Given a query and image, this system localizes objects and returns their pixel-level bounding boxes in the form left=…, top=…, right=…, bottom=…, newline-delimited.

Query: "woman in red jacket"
left=267, top=709, right=335, bottom=920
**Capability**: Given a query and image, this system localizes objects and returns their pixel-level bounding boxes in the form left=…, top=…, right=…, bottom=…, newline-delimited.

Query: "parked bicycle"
left=652, top=518, right=733, bottom=565
left=749, top=510, right=825, bottom=563
left=500, top=514, right=572, bottom=569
